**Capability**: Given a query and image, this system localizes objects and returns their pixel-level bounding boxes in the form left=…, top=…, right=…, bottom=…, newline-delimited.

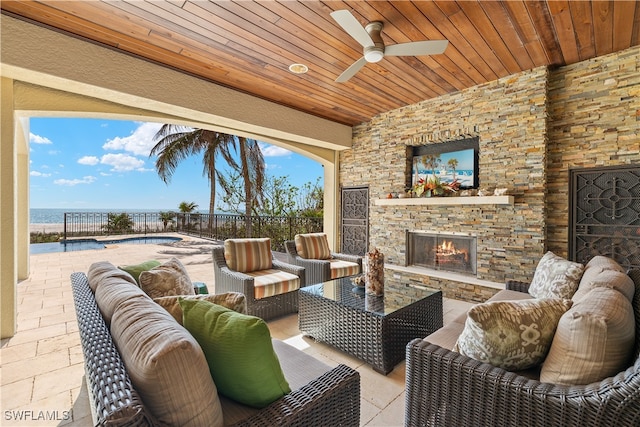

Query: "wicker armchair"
left=213, top=242, right=305, bottom=320
left=405, top=269, right=640, bottom=427
left=284, top=236, right=362, bottom=286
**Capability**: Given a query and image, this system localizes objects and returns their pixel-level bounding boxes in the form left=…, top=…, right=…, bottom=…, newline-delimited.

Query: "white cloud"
left=102, top=122, right=163, bottom=156
left=30, top=133, right=52, bottom=144
left=54, top=176, right=96, bottom=186
left=100, top=172, right=112, bottom=176
left=260, top=143, right=291, bottom=157
left=78, top=156, right=99, bottom=166
left=30, top=171, right=51, bottom=177
left=100, top=153, right=145, bottom=172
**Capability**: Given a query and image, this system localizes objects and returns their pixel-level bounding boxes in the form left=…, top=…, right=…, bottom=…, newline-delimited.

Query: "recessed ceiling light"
left=289, top=63, right=309, bottom=74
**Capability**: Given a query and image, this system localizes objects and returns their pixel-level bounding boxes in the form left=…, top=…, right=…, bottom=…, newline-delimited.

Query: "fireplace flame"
left=436, top=240, right=469, bottom=263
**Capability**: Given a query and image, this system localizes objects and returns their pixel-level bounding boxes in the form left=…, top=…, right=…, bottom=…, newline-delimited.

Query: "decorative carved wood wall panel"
left=570, top=165, right=640, bottom=270
left=341, top=186, right=368, bottom=256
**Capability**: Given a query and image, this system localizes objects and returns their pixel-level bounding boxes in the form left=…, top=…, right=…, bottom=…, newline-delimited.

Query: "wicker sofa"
left=70, top=261, right=360, bottom=426
left=405, top=256, right=640, bottom=427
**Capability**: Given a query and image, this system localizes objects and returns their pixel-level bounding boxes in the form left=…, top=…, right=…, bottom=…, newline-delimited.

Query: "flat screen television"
left=410, top=137, right=479, bottom=190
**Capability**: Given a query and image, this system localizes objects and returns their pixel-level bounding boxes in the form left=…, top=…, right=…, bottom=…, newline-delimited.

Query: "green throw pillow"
left=179, top=298, right=290, bottom=408
left=118, top=260, right=161, bottom=284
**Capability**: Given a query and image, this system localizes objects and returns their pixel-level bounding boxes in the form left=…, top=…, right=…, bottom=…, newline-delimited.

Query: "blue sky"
left=29, top=118, right=323, bottom=210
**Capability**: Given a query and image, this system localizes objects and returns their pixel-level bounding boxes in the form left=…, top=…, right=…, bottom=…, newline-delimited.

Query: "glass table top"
left=299, top=274, right=440, bottom=316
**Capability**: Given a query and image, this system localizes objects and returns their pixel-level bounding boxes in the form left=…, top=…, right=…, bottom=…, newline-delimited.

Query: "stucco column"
left=17, top=117, right=30, bottom=279
left=1, top=77, right=17, bottom=338
left=322, top=151, right=339, bottom=251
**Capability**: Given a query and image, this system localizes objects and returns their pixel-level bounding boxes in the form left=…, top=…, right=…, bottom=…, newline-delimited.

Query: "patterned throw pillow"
left=154, top=292, right=247, bottom=324
left=528, top=251, right=584, bottom=299
left=139, top=257, right=194, bottom=299
left=454, top=298, right=573, bottom=371
left=294, top=233, right=331, bottom=260
left=179, top=298, right=291, bottom=408
left=224, top=238, right=272, bottom=273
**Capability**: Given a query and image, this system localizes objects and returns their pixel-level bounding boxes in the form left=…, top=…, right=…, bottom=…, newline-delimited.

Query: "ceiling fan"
left=330, top=10, right=449, bottom=83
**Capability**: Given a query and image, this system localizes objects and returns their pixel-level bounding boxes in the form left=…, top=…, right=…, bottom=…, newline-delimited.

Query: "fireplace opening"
left=407, top=231, right=477, bottom=276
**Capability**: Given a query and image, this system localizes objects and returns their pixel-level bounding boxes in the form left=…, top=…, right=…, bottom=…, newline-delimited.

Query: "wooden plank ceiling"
left=2, top=1, right=639, bottom=126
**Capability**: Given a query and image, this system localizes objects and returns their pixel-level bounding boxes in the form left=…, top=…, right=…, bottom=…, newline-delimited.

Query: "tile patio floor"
left=0, top=234, right=473, bottom=426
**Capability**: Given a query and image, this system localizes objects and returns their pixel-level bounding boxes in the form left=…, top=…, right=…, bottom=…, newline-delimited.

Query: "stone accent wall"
left=546, top=46, right=640, bottom=256
left=340, top=46, right=640, bottom=302
left=341, top=66, right=549, bottom=300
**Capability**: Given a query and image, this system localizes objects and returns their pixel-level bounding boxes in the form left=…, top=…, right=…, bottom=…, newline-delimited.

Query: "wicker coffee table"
left=298, top=274, right=443, bottom=374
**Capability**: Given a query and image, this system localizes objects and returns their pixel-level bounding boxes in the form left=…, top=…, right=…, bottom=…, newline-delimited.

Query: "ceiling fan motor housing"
left=364, top=21, right=384, bottom=62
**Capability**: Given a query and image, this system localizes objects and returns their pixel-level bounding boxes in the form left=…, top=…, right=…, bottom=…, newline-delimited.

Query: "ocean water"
left=30, top=208, right=176, bottom=224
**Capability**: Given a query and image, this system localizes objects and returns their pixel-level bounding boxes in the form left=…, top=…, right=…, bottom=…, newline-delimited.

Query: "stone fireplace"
left=338, top=49, right=640, bottom=302
left=406, top=231, right=477, bottom=276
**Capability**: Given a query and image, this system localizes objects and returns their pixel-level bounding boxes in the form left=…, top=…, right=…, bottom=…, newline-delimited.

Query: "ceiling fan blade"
left=385, top=40, right=449, bottom=56
left=330, top=10, right=374, bottom=48
left=335, top=56, right=368, bottom=82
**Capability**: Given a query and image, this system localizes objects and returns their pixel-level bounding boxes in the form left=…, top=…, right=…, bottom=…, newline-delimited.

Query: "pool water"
left=30, top=236, right=183, bottom=255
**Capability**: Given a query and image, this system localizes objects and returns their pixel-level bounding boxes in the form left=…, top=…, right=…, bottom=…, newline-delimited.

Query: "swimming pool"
left=30, top=236, right=183, bottom=255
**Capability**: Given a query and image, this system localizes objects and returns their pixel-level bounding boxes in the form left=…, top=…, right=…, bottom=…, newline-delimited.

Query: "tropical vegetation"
left=102, top=212, right=134, bottom=234
left=218, top=175, right=323, bottom=218
left=150, top=126, right=265, bottom=236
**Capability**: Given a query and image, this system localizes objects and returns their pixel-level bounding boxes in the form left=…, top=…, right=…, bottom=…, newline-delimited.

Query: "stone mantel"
left=373, top=195, right=514, bottom=206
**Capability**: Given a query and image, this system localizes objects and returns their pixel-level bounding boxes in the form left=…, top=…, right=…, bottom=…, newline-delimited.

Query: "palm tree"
left=159, top=211, right=176, bottom=231
left=150, top=125, right=237, bottom=218
left=102, top=212, right=134, bottom=234
left=447, top=158, right=459, bottom=182
left=177, top=201, right=198, bottom=230
left=237, top=137, right=265, bottom=236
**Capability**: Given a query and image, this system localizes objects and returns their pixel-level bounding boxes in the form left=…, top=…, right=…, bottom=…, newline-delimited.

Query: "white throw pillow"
left=529, top=251, right=584, bottom=299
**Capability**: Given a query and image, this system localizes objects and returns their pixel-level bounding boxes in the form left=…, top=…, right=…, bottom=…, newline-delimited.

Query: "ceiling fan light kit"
left=364, top=47, right=384, bottom=63
left=331, top=10, right=449, bottom=82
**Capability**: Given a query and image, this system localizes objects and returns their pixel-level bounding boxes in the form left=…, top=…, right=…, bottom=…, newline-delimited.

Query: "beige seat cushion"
left=427, top=289, right=533, bottom=351
left=247, top=269, right=300, bottom=299
left=329, top=259, right=361, bottom=279
left=540, top=287, right=635, bottom=385
left=487, top=289, right=534, bottom=303
left=153, top=292, right=247, bottom=324
left=110, top=296, right=224, bottom=427
left=528, top=251, right=584, bottom=299
left=426, top=318, right=466, bottom=351
left=139, top=257, right=194, bottom=299
left=294, top=233, right=331, bottom=260
left=454, top=298, right=573, bottom=370
left=224, top=238, right=272, bottom=273
left=220, top=340, right=333, bottom=425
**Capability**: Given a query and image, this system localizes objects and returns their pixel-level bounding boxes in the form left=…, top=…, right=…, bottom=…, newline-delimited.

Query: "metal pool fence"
left=63, top=212, right=323, bottom=251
